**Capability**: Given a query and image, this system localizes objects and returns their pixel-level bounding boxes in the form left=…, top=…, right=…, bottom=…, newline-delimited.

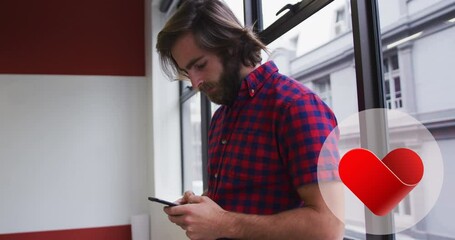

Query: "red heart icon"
left=339, top=148, right=424, bottom=216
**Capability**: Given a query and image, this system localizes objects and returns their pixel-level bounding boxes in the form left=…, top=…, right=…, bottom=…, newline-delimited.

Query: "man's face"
left=171, top=32, right=240, bottom=105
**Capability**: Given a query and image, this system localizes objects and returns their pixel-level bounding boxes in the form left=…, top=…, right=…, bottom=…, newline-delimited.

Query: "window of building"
left=334, top=7, right=347, bottom=36
left=383, top=54, right=403, bottom=109
left=313, top=77, right=333, bottom=108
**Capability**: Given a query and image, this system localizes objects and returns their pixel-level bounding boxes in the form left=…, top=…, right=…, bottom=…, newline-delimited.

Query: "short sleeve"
left=278, top=93, right=340, bottom=188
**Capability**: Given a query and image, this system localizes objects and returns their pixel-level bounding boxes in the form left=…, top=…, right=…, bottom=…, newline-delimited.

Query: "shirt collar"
left=239, top=61, right=279, bottom=98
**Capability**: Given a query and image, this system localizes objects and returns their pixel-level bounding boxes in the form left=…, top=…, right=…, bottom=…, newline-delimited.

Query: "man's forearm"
left=219, top=207, right=344, bottom=240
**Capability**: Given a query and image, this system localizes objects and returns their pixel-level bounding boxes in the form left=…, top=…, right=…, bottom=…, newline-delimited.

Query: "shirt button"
left=214, top=173, right=218, bottom=179
left=221, top=139, right=227, bottom=144
left=250, top=89, right=255, bottom=96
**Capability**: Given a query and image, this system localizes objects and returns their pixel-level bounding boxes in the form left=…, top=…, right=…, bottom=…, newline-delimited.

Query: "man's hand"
left=164, top=193, right=228, bottom=240
left=164, top=183, right=344, bottom=240
left=174, top=190, right=196, bottom=205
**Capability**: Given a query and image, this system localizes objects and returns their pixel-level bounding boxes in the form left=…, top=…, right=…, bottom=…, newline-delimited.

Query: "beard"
left=202, top=57, right=242, bottom=106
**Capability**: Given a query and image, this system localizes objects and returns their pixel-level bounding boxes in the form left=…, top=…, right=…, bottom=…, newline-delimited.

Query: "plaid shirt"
left=206, top=61, right=339, bottom=214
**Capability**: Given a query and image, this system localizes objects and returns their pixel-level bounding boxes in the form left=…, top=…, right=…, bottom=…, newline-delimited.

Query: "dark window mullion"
left=350, top=0, right=395, bottom=239
left=244, top=0, right=262, bottom=32
left=200, top=95, right=211, bottom=191
left=179, top=81, right=186, bottom=194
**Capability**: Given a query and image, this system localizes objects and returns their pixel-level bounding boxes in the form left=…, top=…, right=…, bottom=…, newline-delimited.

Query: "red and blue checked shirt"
left=206, top=61, right=339, bottom=215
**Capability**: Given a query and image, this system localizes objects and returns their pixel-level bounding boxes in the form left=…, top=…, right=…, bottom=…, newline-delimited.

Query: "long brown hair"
left=156, top=0, right=267, bottom=80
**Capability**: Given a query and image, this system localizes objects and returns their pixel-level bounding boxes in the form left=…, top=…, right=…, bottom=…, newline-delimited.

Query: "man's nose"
left=188, top=72, right=203, bottom=90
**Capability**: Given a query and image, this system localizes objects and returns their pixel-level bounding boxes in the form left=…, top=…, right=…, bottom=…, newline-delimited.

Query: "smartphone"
left=148, top=197, right=178, bottom=207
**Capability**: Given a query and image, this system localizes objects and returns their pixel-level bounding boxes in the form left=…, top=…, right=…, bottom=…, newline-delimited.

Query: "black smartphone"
left=148, top=197, right=178, bottom=207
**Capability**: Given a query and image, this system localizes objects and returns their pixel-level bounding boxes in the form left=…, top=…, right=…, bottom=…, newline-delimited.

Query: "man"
left=156, top=0, right=344, bottom=239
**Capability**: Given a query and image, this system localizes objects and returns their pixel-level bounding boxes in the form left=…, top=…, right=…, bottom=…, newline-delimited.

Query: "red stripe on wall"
left=0, top=225, right=132, bottom=240
left=0, top=0, right=145, bottom=76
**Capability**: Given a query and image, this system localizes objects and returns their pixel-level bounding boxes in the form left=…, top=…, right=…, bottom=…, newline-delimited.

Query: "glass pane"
left=180, top=79, right=192, bottom=93
left=383, top=58, right=389, bottom=73
left=181, top=92, right=203, bottom=195
left=264, top=0, right=365, bottom=237
left=391, top=54, right=399, bottom=70
left=378, top=0, right=455, bottom=239
left=385, top=80, right=391, bottom=96
left=394, top=77, right=401, bottom=92
left=210, top=102, right=221, bottom=117
left=336, top=8, right=345, bottom=23
left=224, top=0, right=244, bottom=25
left=404, top=196, right=411, bottom=216
left=266, top=0, right=356, bottom=121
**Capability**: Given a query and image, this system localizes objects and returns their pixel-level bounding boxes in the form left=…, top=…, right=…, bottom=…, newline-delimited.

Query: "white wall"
left=330, top=66, right=358, bottom=122
left=377, top=0, right=401, bottom=29
left=0, top=1, right=192, bottom=238
left=413, top=26, right=455, bottom=113
left=0, top=75, right=149, bottom=233
left=407, top=0, right=446, bottom=16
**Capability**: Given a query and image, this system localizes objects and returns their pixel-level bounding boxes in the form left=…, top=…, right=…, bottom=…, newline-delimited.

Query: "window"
left=334, top=7, right=347, bottom=36
left=179, top=0, right=244, bottom=195
left=181, top=90, right=204, bottom=195
left=378, top=0, right=455, bottom=239
left=177, top=0, right=455, bottom=239
left=395, top=196, right=412, bottom=216
left=383, top=54, right=403, bottom=109
left=312, top=77, right=333, bottom=108
left=336, top=8, right=345, bottom=22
